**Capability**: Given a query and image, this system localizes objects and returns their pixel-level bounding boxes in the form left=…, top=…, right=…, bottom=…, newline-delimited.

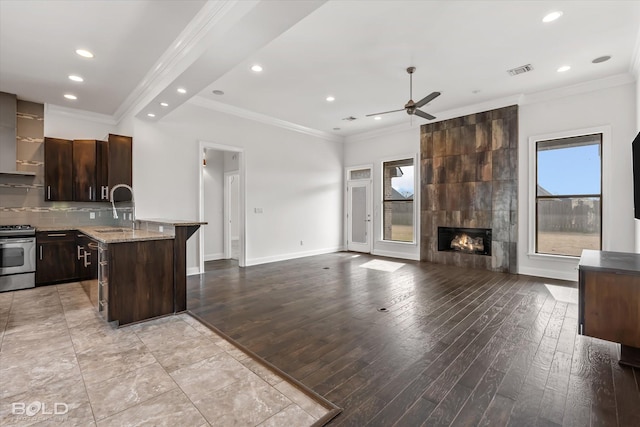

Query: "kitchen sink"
left=94, top=228, right=131, bottom=233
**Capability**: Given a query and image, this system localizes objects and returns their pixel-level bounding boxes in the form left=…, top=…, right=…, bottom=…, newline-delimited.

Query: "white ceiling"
left=1, top=0, right=639, bottom=138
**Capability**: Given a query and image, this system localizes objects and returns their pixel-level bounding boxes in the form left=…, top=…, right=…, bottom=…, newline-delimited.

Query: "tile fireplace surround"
left=420, top=105, right=518, bottom=273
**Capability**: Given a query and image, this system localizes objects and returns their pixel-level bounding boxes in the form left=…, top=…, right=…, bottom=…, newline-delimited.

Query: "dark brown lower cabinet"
left=579, top=250, right=640, bottom=368
left=102, top=239, right=174, bottom=326
left=36, top=231, right=77, bottom=285
left=76, top=233, right=98, bottom=281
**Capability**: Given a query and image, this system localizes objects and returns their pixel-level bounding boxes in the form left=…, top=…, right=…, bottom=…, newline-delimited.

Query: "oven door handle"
left=0, top=239, right=34, bottom=245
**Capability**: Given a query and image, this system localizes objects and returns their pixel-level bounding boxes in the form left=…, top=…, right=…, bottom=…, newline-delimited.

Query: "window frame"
left=528, top=126, right=611, bottom=259
left=380, top=154, right=418, bottom=244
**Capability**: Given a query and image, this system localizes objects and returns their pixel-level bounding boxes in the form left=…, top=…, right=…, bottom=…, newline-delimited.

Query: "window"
left=536, top=134, right=602, bottom=256
left=382, top=158, right=414, bottom=242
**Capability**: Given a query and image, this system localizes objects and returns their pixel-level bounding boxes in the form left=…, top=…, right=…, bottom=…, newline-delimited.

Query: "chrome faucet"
left=110, top=184, right=136, bottom=229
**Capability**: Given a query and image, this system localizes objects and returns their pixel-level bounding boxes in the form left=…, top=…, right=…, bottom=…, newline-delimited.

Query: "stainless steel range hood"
left=0, top=92, right=36, bottom=176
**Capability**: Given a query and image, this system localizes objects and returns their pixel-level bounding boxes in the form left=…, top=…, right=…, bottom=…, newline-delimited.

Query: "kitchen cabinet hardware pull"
left=89, top=186, right=92, bottom=200
left=39, top=246, right=43, bottom=260
left=77, top=245, right=84, bottom=260
left=87, top=242, right=99, bottom=250
left=83, top=251, right=91, bottom=267
left=47, top=186, right=51, bottom=199
left=47, top=233, right=66, bottom=237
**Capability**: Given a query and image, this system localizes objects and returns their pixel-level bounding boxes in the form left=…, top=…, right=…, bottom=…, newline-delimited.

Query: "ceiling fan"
left=366, top=66, right=440, bottom=120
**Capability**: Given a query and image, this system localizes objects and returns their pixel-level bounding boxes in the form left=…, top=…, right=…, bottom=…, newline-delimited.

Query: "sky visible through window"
left=538, top=144, right=601, bottom=195
left=392, top=166, right=414, bottom=197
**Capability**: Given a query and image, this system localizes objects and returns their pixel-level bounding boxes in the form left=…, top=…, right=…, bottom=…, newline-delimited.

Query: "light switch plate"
left=89, top=212, right=95, bottom=219
left=159, top=226, right=164, bottom=233
left=254, top=208, right=263, bottom=214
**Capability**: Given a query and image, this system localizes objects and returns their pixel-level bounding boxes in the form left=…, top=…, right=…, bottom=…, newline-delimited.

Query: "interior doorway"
left=224, top=171, right=240, bottom=260
left=198, top=141, right=245, bottom=272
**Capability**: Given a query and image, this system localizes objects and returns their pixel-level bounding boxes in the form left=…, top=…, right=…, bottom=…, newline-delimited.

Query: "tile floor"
left=0, top=283, right=330, bottom=426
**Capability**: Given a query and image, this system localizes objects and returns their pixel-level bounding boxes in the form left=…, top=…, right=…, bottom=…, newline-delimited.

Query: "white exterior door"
left=347, top=180, right=372, bottom=253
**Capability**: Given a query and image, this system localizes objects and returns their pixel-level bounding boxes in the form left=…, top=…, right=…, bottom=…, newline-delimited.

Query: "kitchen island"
left=76, top=221, right=204, bottom=326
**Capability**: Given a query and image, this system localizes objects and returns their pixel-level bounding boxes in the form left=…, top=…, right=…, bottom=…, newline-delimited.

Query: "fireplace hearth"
left=438, top=227, right=492, bottom=256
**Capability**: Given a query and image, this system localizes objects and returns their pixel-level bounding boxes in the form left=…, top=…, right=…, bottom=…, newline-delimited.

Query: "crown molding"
left=45, top=103, right=117, bottom=126
left=113, top=0, right=240, bottom=122
left=345, top=73, right=635, bottom=142
left=189, top=96, right=344, bottom=143
left=521, top=73, right=635, bottom=106
left=345, top=94, right=522, bottom=143
left=344, top=122, right=418, bottom=144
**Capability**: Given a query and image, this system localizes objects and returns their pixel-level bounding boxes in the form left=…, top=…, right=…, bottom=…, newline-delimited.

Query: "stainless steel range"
left=0, top=225, right=36, bottom=292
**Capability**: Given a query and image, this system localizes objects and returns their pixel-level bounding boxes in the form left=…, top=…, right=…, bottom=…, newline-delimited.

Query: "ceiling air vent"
left=507, top=64, right=534, bottom=76
left=342, top=116, right=357, bottom=121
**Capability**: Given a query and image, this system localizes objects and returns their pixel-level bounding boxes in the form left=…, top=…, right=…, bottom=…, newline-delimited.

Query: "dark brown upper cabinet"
left=107, top=134, right=132, bottom=202
left=45, top=134, right=131, bottom=202
left=44, top=137, right=73, bottom=201
left=73, top=139, right=100, bottom=201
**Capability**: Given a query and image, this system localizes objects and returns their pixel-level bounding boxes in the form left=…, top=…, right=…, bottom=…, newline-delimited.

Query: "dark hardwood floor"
left=187, top=253, right=640, bottom=426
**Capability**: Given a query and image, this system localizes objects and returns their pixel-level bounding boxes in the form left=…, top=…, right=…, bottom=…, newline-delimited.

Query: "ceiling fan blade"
left=414, top=109, right=436, bottom=120
left=365, top=108, right=405, bottom=117
left=415, top=91, right=441, bottom=108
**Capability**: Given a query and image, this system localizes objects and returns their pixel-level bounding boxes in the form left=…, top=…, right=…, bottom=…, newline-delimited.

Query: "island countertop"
left=76, top=226, right=174, bottom=244
left=137, top=218, right=207, bottom=226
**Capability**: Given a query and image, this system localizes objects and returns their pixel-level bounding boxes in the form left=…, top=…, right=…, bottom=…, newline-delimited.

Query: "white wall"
left=131, top=102, right=344, bottom=270
left=203, top=149, right=224, bottom=260
left=44, top=109, right=116, bottom=140
left=343, top=126, right=420, bottom=260
left=518, top=82, right=637, bottom=280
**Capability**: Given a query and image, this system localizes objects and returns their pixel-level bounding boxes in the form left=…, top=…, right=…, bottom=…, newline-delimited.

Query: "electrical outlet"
left=159, top=226, right=164, bottom=233
left=89, top=212, right=95, bottom=219
left=300, top=240, right=304, bottom=246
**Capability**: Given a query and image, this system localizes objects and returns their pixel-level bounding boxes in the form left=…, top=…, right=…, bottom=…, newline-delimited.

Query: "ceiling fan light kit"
left=366, top=66, right=440, bottom=121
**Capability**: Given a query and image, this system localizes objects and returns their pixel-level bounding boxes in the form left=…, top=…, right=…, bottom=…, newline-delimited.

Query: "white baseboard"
left=245, top=246, right=342, bottom=267
left=372, top=249, right=420, bottom=261
left=187, top=266, right=201, bottom=276
left=204, top=252, right=224, bottom=261
left=517, top=266, right=578, bottom=282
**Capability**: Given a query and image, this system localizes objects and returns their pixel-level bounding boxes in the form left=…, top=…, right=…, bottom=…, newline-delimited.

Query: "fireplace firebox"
left=438, top=227, right=492, bottom=256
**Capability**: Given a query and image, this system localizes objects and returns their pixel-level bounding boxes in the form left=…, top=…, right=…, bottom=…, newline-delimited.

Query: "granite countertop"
left=137, top=218, right=207, bottom=226
left=36, top=225, right=81, bottom=232
left=77, top=226, right=174, bottom=244
left=579, top=249, right=640, bottom=275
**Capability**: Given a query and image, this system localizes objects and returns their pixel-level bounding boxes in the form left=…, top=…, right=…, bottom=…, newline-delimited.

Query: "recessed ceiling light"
left=68, top=75, right=83, bottom=82
left=177, top=88, right=187, bottom=94
left=63, top=94, right=77, bottom=100
left=212, top=90, right=225, bottom=96
left=326, top=96, right=335, bottom=102
left=147, top=113, right=156, bottom=118
left=557, top=65, right=571, bottom=73
left=592, top=55, right=611, bottom=64
left=160, top=102, right=169, bottom=107
left=374, top=116, right=382, bottom=121
left=75, top=49, right=94, bottom=58
left=542, top=11, right=563, bottom=23
left=251, top=65, right=263, bottom=72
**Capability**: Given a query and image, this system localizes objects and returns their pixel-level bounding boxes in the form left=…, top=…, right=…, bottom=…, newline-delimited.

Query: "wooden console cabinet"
left=578, top=250, right=640, bottom=367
